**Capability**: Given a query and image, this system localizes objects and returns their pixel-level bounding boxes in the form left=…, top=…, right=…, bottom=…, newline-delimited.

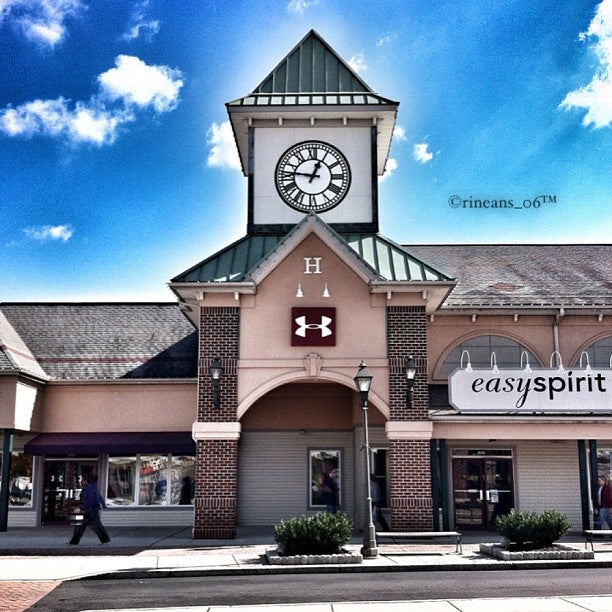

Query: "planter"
left=266, top=548, right=363, bottom=565
left=480, top=543, right=594, bottom=560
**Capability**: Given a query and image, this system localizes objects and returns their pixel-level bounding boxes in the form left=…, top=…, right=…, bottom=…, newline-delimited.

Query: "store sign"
left=291, top=307, right=336, bottom=346
left=448, top=368, right=611, bottom=413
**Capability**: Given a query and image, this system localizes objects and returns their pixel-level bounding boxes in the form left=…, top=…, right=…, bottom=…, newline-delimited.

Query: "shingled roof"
left=407, top=244, right=612, bottom=309
left=0, top=303, right=197, bottom=380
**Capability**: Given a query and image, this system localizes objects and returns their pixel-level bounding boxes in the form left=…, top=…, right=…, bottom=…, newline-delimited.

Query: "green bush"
left=274, top=512, right=354, bottom=556
left=496, top=509, right=571, bottom=550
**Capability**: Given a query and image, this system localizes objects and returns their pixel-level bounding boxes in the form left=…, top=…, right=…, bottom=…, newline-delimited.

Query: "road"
left=30, top=567, right=612, bottom=611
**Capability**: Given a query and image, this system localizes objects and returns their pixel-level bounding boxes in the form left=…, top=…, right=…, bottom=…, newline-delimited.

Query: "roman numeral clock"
left=275, top=141, right=351, bottom=213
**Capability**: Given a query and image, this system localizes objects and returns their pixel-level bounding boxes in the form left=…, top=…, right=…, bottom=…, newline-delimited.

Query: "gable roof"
left=228, top=30, right=396, bottom=106
left=170, top=214, right=456, bottom=316
left=226, top=30, right=398, bottom=176
left=171, top=214, right=452, bottom=285
left=0, top=310, right=48, bottom=380
left=0, top=303, right=197, bottom=381
left=407, top=244, right=612, bottom=310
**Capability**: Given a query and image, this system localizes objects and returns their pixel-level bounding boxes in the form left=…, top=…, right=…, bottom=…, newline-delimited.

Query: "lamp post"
left=354, top=360, right=378, bottom=559
left=404, top=356, right=417, bottom=408
left=210, top=357, right=222, bottom=409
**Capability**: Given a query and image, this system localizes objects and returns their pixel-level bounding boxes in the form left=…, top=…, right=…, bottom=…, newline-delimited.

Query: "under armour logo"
left=291, top=307, right=336, bottom=346
left=294, top=315, right=333, bottom=338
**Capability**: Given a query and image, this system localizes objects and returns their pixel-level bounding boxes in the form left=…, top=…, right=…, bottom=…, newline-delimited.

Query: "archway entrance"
left=236, top=381, right=387, bottom=526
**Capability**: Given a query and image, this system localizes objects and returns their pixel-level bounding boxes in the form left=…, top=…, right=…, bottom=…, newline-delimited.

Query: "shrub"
left=274, top=512, right=354, bottom=556
left=496, top=509, right=571, bottom=550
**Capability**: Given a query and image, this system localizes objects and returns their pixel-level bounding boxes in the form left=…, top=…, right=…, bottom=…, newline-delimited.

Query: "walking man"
left=69, top=474, right=110, bottom=545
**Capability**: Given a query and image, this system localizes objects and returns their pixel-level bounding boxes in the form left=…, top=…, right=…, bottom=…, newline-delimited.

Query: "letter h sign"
left=291, top=307, right=336, bottom=346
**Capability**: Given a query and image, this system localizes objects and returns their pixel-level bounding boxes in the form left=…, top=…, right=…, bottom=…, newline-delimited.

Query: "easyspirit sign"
left=448, top=368, right=611, bottom=413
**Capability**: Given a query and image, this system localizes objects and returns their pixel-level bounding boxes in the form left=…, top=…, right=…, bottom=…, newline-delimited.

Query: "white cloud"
left=379, top=158, right=398, bottom=182
left=206, top=121, right=241, bottom=171
left=0, top=56, right=183, bottom=146
left=24, top=224, right=73, bottom=242
left=0, top=0, right=85, bottom=48
left=287, top=0, right=319, bottom=14
left=393, top=125, right=407, bottom=141
left=122, top=0, right=160, bottom=41
left=560, top=0, right=612, bottom=128
left=98, top=55, right=183, bottom=113
left=348, top=53, right=368, bottom=74
left=413, top=142, right=433, bottom=164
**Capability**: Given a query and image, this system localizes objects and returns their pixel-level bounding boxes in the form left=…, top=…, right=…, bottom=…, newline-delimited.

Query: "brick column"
left=386, top=306, right=433, bottom=531
left=194, top=307, right=240, bottom=539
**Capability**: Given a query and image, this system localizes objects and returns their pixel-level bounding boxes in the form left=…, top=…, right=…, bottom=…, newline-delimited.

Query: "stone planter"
left=480, top=543, right=594, bottom=560
left=266, top=548, right=363, bottom=565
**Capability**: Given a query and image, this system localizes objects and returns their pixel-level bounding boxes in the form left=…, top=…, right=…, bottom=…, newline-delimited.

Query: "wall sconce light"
left=210, top=357, right=222, bottom=408
left=460, top=350, right=472, bottom=372
left=404, top=356, right=417, bottom=408
left=579, top=351, right=592, bottom=374
left=549, top=350, right=564, bottom=371
left=520, top=351, right=532, bottom=373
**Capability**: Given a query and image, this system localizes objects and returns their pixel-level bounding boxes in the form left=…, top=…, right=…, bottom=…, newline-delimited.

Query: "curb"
left=79, top=556, right=612, bottom=581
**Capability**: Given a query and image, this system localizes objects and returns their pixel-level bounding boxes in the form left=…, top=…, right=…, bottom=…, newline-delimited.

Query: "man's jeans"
left=70, top=508, right=110, bottom=544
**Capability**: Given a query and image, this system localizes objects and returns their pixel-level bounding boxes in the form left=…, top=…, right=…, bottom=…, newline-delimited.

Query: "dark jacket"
left=595, top=484, right=612, bottom=510
left=81, top=482, right=106, bottom=512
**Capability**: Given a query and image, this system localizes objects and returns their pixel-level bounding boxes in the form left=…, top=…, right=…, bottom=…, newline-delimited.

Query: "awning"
left=24, top=432, right=195, bottom=456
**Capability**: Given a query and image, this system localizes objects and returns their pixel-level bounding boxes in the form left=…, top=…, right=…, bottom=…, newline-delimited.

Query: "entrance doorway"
left=42, top=459, right=97, bottom=524
left=452, top=451, right=514, bottom=530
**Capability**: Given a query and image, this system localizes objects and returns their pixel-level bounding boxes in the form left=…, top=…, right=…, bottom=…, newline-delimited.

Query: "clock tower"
left=227, top=30, right=398, bottom=234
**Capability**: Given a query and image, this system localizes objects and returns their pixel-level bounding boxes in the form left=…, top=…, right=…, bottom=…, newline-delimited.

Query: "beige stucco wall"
left=238, top=233, right=395, bottom=414
left=39, top=380, right=196, bottom=432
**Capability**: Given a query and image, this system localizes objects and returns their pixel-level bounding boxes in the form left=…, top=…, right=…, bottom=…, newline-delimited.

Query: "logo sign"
left=291, top=307, right=336, bottom=346
left=448, top=368, right=611, bottom=414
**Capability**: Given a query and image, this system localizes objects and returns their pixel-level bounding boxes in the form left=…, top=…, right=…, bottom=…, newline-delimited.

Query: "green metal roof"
left=171, top=232, right=450, bottom=284
left=227, top=30, right=398, bottom=108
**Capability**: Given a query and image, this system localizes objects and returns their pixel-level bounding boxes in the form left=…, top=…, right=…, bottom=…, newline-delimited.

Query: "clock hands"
left=293, top=171, right=320, bottom=178
left=291, top=160, right=322, bottom=181
left=308, top=160, right=322, bottom=183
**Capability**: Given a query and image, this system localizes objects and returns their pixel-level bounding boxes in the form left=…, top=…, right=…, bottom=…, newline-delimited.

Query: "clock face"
left=275, top=141, right=351, bottom=212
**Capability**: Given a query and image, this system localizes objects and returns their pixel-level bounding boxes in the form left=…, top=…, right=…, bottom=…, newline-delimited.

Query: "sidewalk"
left=1, top=526, right=612, bottom=581
left=1, top=527, right=612, bottom=612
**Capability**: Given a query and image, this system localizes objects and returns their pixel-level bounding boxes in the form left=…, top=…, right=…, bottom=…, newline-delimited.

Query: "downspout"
left=553, top=307, right=564, bottom=355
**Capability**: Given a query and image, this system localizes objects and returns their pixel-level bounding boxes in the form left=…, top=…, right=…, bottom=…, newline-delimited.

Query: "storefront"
left=1, top=31, right=610, bottom=536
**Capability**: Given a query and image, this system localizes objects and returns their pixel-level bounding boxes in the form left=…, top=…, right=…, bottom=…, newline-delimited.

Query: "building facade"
left=1, top=31, right=611, bottom=536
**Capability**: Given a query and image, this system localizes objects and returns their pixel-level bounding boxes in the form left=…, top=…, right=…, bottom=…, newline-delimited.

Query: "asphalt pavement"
left=1, top=526, right=612, bottom=611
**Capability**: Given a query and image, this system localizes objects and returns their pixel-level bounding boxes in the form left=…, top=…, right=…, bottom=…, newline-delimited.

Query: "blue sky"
left=1, top=0, right=610, bottom=302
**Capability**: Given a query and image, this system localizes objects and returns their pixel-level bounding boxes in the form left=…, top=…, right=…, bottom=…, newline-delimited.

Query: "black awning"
left=24, top=432, right=195, bottom=456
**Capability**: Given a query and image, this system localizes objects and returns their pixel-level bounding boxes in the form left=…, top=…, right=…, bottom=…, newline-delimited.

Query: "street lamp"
left=210, top=357, right=222, bottom=409
left=354, top=360, right=378, bottom=559
left=404, top=356, right=417, bottom=408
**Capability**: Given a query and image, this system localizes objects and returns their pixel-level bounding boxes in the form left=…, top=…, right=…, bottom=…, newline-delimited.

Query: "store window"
left=440, top=335, right=539, bottom=376
left=6, top=452, right=34, bottom=507
left=309, top=449, right=341, bottom=510
left=107, top=454, right=195, bottom=506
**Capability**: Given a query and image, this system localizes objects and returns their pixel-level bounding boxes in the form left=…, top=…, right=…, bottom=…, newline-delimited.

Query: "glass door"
left=42, top=460, right=97, bottom=524
left=452, top=456, right=514, bottom=530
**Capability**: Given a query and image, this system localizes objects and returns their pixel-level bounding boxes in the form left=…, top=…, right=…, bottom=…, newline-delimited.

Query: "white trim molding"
left=192, top=422, right=242, bottom=440
left=385, top=421, right=433, bottom=440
